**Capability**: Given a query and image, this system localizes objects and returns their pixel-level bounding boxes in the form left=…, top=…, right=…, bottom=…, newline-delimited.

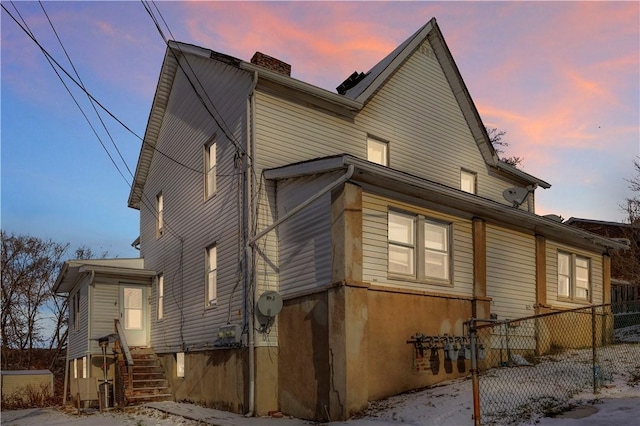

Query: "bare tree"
left=487, top=127, right=524, bottom=168
left=618, top=159, right=640, bottom=286
left=1, top=231, right=69, bottom=369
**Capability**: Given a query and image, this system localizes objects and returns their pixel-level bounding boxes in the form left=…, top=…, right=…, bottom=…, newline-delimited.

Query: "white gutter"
left=247, top=164, right=355, bottom=246
left=245, top=71, right=258, bottom=418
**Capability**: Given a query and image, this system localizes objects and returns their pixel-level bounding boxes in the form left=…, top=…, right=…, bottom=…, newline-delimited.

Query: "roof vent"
left=336, top=71, right=367, bottom=95
left=250, top=52, right=291, bottom=76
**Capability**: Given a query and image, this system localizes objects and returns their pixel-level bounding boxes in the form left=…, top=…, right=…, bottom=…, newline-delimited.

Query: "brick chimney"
left=250, top=52, right=291, bottom=76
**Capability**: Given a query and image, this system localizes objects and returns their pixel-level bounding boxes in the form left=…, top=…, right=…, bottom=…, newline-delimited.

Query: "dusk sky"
left=2, top=1, right=639, bottom=259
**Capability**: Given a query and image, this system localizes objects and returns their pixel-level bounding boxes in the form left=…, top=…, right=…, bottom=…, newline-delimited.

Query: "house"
left=55, top=18, right=626, bottom=421
left=565, top=217, right=639, bottom=304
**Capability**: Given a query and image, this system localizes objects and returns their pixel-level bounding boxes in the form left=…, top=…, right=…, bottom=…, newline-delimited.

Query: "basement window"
left=176, top=352, right=185, bottom=378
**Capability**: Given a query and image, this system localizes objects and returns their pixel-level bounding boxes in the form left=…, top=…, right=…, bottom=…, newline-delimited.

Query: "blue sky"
left=1, top=1, right=639, bottom=259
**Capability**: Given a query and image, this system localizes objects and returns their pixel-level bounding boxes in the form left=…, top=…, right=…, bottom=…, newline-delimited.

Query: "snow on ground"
left=2, top=343, right=639, bottom=426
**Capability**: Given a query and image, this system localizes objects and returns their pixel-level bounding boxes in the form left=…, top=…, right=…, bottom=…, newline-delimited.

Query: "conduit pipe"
left=248, top=164, right=355, bottom=246
left=245, top=163, right=354, bottom=416
left=245, top=71, right=258, bottom=418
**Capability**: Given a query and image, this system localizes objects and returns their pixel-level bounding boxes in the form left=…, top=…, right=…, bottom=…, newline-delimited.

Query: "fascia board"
left=354, top=20, right=435, bottom=104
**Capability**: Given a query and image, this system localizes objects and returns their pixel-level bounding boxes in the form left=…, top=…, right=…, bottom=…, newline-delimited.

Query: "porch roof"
left=263, top=154, right=628, bottom=254
left=53, top=258, right=156, bottom=294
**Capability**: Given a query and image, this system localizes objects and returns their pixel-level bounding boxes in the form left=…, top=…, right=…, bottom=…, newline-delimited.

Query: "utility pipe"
left=245, top=162, right=354, bottom=416
left=247, top=164, right=355, bottom=246
left=245, top=71, right=258, bottom=417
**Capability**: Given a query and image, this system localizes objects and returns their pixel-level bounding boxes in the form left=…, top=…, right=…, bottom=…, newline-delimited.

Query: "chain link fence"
left=468, top=302, right=640, bottom=425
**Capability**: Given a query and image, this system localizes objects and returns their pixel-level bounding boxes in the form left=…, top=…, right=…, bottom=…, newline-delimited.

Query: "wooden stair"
left=118, top=347, right=172, bottom=405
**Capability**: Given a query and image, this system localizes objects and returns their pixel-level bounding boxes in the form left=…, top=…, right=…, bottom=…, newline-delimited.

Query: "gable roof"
left=128, top=19, right=549, bottom=209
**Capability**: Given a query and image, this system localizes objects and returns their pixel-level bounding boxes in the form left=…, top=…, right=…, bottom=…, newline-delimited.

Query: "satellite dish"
left=257, top=291, right=283, bottom=318
left=502, top=187, right=530, bottom=207
left=543, top=214, right=563, bottom=222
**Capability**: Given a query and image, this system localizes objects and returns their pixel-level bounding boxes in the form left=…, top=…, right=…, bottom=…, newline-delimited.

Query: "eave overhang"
left=53, top=258, right=155, bottom=294
left=264, top=155, right=626, bottom=254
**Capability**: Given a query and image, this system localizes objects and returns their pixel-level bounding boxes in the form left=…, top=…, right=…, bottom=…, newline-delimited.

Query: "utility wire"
left=38, top=0, right=134, bottom=179
left=1, top=2, right=205, bottom=177
left=4, top=2, right=185, bottom=241
left=141, top=0, right=249, bottom=160
left=7, top=1, right=131, bottom=187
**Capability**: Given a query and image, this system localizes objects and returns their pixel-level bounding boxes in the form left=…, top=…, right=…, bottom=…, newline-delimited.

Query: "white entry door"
left=119, top=285, right=148, bottom=347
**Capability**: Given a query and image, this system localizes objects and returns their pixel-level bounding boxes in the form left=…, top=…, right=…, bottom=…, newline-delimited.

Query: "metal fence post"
left=591, top=306, right=599, bottom=394
left=470, top=320, right=481, bottom=426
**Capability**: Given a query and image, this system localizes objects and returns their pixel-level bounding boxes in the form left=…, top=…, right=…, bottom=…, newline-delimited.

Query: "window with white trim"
left=460, top=170, right=476, bottom=194
left=156, top=192, right=164, bottom=237
left=367, top=137, right=388, bottom=166
left=205, top=142, right=217, bottom=197
left=557, top=252, right=591, bottom=301
left=206, top=245, right=217, bottom=306
left=157, top=274, right=164, bottom=320
left=388, top=210, right=452, bottom=283
left=72, top=291, right=80, bottom=331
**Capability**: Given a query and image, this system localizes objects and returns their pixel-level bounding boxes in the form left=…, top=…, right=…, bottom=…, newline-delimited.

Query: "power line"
left=1, top=2, right=205, bottom=177
left=140, top=0, right=250, bottom=161
left=38, top=0, right=135, bottom=179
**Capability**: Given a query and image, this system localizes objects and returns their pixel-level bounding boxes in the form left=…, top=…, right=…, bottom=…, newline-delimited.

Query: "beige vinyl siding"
left=546, top=241, right=604, bottom=308
left=88, top=280, right=119, bottom=353
left=354, top=41, right=524, bottom=208
left=140, top=56, right=251, bottom=353
left=362, top=192, right=473, bottom=296
left=277, top=173, right=336, bottom=297
left=486, top=225, right=536, bottom=321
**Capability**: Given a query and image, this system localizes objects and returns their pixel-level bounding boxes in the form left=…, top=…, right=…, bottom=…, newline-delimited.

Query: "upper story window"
left=205, top=141, right=217, bottom=198
left=367, top=137, right=388, bottom=166
left=558, top=252, right=591, bottom=301
left=388, top=210, right=451, bottom=284
left=157, top=274, right=164, bottom=320
left=206, top=244, right=217, bottom=307
left=72, top=291, right=80, bottom=331
left=460, top=170, right=477, bottom=194
left=156, top=192, right=164, bottom=237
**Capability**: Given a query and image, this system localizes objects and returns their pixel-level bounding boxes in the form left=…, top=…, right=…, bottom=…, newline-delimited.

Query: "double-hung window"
left=72, top=291, right=80, bottom=331
left=557, top=252, right=591, bottom=301
left=388, top=210, right=451, bottom=283
left=157, top=274, right=164, bottom=320
left=460, top=170, right=477, bottom=194
left=367, top=137, right=388, bottom=166
left=206, top=245, right=217, bottom=306
left=156, top=192, right=164, bottom=237
left=205, top=142, right=217, bottom=198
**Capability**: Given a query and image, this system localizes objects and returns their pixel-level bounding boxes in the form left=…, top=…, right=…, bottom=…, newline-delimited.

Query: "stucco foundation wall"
left=158, top=349, right=247, bottom=413
left=367, top=289, right=473, bottom=401
left=278, top=292, right=329, bottom=420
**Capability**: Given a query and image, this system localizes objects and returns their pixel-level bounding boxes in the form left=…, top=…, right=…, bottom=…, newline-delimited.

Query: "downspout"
left=245, top=71, right=258, bottom=417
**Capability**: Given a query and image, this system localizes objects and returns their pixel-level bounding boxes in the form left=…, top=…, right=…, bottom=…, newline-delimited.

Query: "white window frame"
left=72, top=291, right=80, bottom=331
left=557, top=251, right=591, bottom=302
left=205, top=141, right=217, bottom=198
left=156, top=192, right=164, bottom=237
left=460, top=169, right=477, bottom=194
left=367, top=137, right=389, bottom=166
left=388, top=210, right=452, bottom=284
left=206, top=245, right=217, bottom=307
left=157, top=274, right=164, bottom=320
